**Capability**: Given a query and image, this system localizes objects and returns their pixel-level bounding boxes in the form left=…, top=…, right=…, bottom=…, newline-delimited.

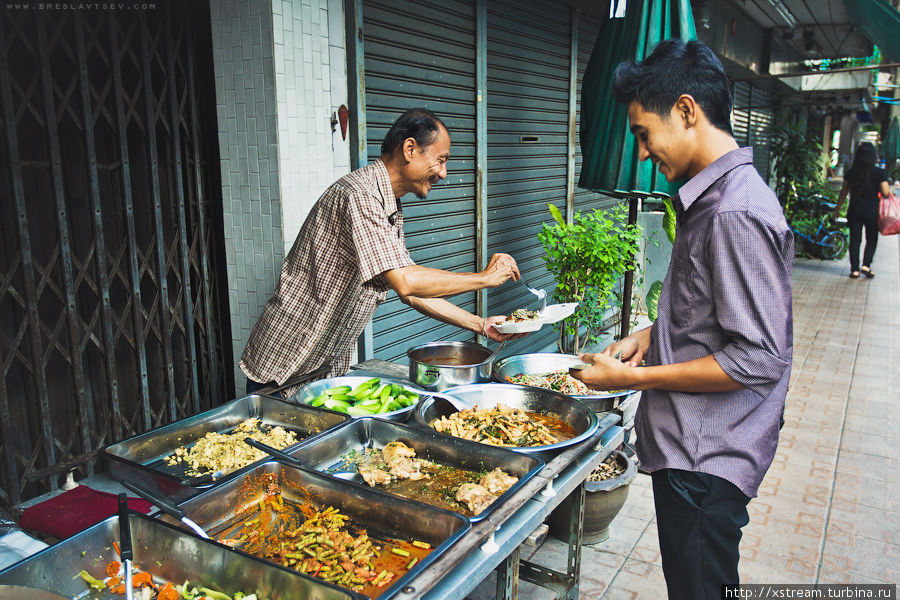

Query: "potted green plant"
left=538, top=203, right=641, bottom=354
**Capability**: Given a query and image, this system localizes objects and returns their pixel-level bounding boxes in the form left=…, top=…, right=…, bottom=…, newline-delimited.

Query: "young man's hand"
left=570, top=352, right=633, bottom=389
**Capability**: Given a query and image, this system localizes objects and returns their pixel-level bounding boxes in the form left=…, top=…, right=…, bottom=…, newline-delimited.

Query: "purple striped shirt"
left=635, top=147, right=794, bottom=498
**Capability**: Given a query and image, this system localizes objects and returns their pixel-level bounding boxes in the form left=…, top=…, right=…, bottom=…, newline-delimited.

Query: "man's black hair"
left=381, top=108, right=446, bottom=155
left=612, top=39, right=734, bottom=136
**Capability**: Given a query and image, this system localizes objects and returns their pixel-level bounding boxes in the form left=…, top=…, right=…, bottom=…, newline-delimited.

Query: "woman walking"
left=834, top=142, right=891, bottom=278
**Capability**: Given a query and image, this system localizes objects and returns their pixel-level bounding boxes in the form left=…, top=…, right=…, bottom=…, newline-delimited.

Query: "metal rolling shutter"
left=732, top=81, right=751, bottom=147
left=364, top=0, right=478, bottom=362
left=575, top=14, right=619, bottom=214
left=485, top=0, right=571, bottom=356
left=749, top=87, right=774, bottom=182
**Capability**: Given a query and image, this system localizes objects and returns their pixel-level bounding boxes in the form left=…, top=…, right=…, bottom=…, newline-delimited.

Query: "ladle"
left=121, top=480, right=210, bottom=539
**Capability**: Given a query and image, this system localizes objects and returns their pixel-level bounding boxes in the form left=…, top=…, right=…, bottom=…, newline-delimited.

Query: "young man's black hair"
left=612, top=38, right=734, bottom=136
left=380, top=108, right=446, bottom=155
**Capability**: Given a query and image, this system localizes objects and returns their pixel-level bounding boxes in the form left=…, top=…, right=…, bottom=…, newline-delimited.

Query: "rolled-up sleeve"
left=709, top=211, right=793, bottom=397
left=346, top=191, right=414, bottom=284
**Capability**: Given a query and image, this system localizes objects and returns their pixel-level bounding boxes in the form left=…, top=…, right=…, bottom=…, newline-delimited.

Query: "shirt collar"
left=677, top=147, right=754, bottom=212
left=372, top=158, right=402, bottom=219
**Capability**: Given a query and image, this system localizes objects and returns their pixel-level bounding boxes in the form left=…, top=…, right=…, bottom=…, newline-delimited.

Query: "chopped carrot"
left=113, top=541, right=121, bottom=556
left=106, top=560, right=121, bottom=577
left=107, top=576, right=121, bottom=589
left=132, top=572, right=153, bottom=587
left=113, top=584, right=125, bottom=594
left=157, top=582, right=178, bottom=600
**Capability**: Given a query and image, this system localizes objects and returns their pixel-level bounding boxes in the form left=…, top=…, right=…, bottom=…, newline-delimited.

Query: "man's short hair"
left=612, top=39, right=733, bottom=136
left=381, top=108, right=446, bottom=155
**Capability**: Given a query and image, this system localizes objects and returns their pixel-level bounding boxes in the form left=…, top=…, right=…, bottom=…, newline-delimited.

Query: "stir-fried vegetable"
left=77, top=563, right=260, bottom=600
left=431, top=403, right=559, bottom=447
left=506, top=370, right=623, bottom=395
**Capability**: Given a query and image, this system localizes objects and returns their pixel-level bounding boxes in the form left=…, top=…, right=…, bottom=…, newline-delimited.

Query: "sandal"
left=849, top=271, right=860, bottom=278
left=860, top=266, right=874, bottom=278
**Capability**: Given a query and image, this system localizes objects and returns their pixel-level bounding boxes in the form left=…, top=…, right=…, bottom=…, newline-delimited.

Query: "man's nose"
left=637, top=142, right=650, bottom=162
left=439, top=163, right=447, bottom=179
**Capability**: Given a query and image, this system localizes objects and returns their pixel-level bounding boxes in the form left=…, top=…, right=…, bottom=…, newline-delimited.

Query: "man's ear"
left=675, top=94, right=698, bottom=128
left=402, top=137, right=417, bottom=163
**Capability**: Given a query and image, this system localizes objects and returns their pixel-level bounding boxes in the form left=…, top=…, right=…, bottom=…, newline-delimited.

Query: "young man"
left=572, top=40, right=793, bottom=599
left=242, top=109, right=522, bottom=393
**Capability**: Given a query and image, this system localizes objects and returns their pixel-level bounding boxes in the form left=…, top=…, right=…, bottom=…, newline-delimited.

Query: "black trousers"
left=652, top=469, right=751, bottom=600
left=847, top=213, right=878, bottom=272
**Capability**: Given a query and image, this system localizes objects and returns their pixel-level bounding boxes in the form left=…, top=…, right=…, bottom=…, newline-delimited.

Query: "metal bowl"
left=287, top=375, right=423, bottom=421
left=492, top=353, right=636, bottom=412
left=413, top=383, right=599, bottom=454
left=407, top=341, right=494, bottom=391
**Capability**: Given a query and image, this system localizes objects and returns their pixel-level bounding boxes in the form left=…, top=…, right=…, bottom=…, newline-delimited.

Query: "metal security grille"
left=0, top=5, right=230, bottom=507
left=364, top=0, right=479, bottom=362
left=485, top=0, right=572, bottom=357
left=732, top=81, right=775, bottom=182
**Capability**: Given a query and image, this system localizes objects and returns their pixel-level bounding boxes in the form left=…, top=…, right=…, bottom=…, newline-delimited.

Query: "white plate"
left=493, top=303, right=579, bottom=334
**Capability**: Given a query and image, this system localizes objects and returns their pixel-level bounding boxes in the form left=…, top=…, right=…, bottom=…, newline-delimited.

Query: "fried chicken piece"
left=455, top=483, right=497, bottom=515
left=358, top=463, right=391, bottom=486
left=382, top=441, right=416, bottom=463
left=387, top=456, right=428, bottom=481
left=478, top=468, right=518, bottom=495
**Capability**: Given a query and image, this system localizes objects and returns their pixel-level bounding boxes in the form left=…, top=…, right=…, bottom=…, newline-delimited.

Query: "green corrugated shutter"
left=485, top=0, right=571, bottom=356
left=364, top=0, right=479, bottom=362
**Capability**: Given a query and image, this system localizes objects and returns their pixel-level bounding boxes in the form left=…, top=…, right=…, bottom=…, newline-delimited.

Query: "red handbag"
left=878, top=191, right=900, bottom=236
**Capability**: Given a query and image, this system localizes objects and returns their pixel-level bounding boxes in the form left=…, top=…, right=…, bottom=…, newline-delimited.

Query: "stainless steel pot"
left=407, top=341, right=494, bottom=391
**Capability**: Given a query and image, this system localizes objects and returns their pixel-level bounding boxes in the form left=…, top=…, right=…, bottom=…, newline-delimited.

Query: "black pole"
left=619, top=196, right=640, bottom=341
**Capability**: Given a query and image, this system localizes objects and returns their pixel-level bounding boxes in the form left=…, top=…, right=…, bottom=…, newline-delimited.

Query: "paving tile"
left=599, top=559, right=667, bottom=599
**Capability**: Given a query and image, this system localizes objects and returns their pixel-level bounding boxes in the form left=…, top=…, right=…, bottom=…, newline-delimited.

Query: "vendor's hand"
left=570, top=353, right=632, bottom=389
left=601, top=337, right=644, bottom=367
left=483, top=315, right=528, bottom=342
left=481, top=253, right=520, bottom=287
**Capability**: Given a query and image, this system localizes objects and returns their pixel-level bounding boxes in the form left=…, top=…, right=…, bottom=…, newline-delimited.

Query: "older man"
left=241, top=108, right=521, bottom=393
left=573, top=40, right=793, bottom=599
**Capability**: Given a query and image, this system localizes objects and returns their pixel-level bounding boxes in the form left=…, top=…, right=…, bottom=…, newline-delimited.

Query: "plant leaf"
left=548, top=203, right=566, bottom=227
left=646, top=280, right=663, bottom=322
left=662, top=197, right=677, bottom=244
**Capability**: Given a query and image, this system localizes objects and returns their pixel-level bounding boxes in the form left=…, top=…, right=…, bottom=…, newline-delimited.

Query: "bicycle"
left=788, top=199, right=848, bottom=260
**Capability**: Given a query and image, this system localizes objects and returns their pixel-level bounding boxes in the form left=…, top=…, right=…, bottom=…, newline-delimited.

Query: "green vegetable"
left=347, top=405, right=376, bottom=416
left=324, top=385, right=351, bottom=396
left=323, top=398, right=351, bottom=410
left=75, top=570, right=106, bottom=592
left=176, top=581, right=200, bottom=600
left=379, top=386, right=391, bottom=402
left=310, top=394, right=328, bottom=407
left=200, top=587, right=232, bottom=600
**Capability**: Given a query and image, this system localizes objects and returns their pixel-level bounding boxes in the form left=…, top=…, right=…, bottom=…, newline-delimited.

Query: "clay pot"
left=549, top=449, right=636, bottom=544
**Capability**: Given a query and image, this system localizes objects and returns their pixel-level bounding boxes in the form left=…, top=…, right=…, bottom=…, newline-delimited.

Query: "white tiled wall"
left=210, top=0, right=350, bottom=389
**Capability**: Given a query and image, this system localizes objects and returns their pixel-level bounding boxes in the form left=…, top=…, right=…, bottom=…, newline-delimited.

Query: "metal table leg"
left=518, top=480, right=586, bottom=599
left=495, top=546, right=520, bottom=600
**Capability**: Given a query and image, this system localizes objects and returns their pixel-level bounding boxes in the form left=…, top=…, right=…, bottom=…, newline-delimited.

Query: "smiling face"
left=627, top=99, right=694, bottom=182
left=403, top=125, right=450, bottom=199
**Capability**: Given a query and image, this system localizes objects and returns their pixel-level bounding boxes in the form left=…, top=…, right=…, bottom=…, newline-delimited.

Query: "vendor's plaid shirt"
left=240, top=159, right=414, bottom=385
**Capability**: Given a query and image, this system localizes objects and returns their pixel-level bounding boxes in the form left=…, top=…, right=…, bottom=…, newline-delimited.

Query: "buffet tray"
left=286, top=417, right=545, bottom=522
left=414, top=383, right=599, bottom=455
left=0, top=511, right=363, bottom=600
left=492, top=353, right=636, bottom=412
left=169, top=462, right=470, bottom=600
left=103, top=394, right=349, bottom=501
left=282, top=375, right=425, bottom=421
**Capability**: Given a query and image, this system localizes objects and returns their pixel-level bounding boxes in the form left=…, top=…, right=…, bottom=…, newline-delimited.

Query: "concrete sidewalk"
left=470, top=234, right=900, bottom=598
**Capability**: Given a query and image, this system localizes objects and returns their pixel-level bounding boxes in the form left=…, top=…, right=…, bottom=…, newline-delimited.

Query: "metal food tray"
left=283, top=375, right=425, bottom=421
left=0, top=511, right=363, bottom=600
left=492, top=353, right=636, bottom=412
left=285, top=417, right=545, bottom=522
left=414, top=383, right=600, bottom=455
left=103, top=394, right=349, bottom=501
left=169, top=461, right=470, bottom=600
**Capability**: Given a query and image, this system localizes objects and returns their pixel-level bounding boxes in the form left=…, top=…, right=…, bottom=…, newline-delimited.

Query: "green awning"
left=882, top=117, right=900, bottom=166
left=578, top=0, right=697, bottom=197
left=843, top=0, right=900, bottom=62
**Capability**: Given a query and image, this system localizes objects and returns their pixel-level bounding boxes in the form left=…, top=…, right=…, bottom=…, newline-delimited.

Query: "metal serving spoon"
left=518, top=276, right=547, bottom=313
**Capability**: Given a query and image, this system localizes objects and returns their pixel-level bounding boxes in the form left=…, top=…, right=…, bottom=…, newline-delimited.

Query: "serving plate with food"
left=285, top=376, right=424, bottom=420
left=492, top=303, right=579, bottom=334
left=0, top=511, right=362, bottom=600
left=168, top=463, right=469, bottom=599
left=413, top=383, right=599, bottom=455
left=103, top=395, right=349, bottom=501
left=285, top=417, right=543, bottom=521
left=492, top=353, right=636, bottom=412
